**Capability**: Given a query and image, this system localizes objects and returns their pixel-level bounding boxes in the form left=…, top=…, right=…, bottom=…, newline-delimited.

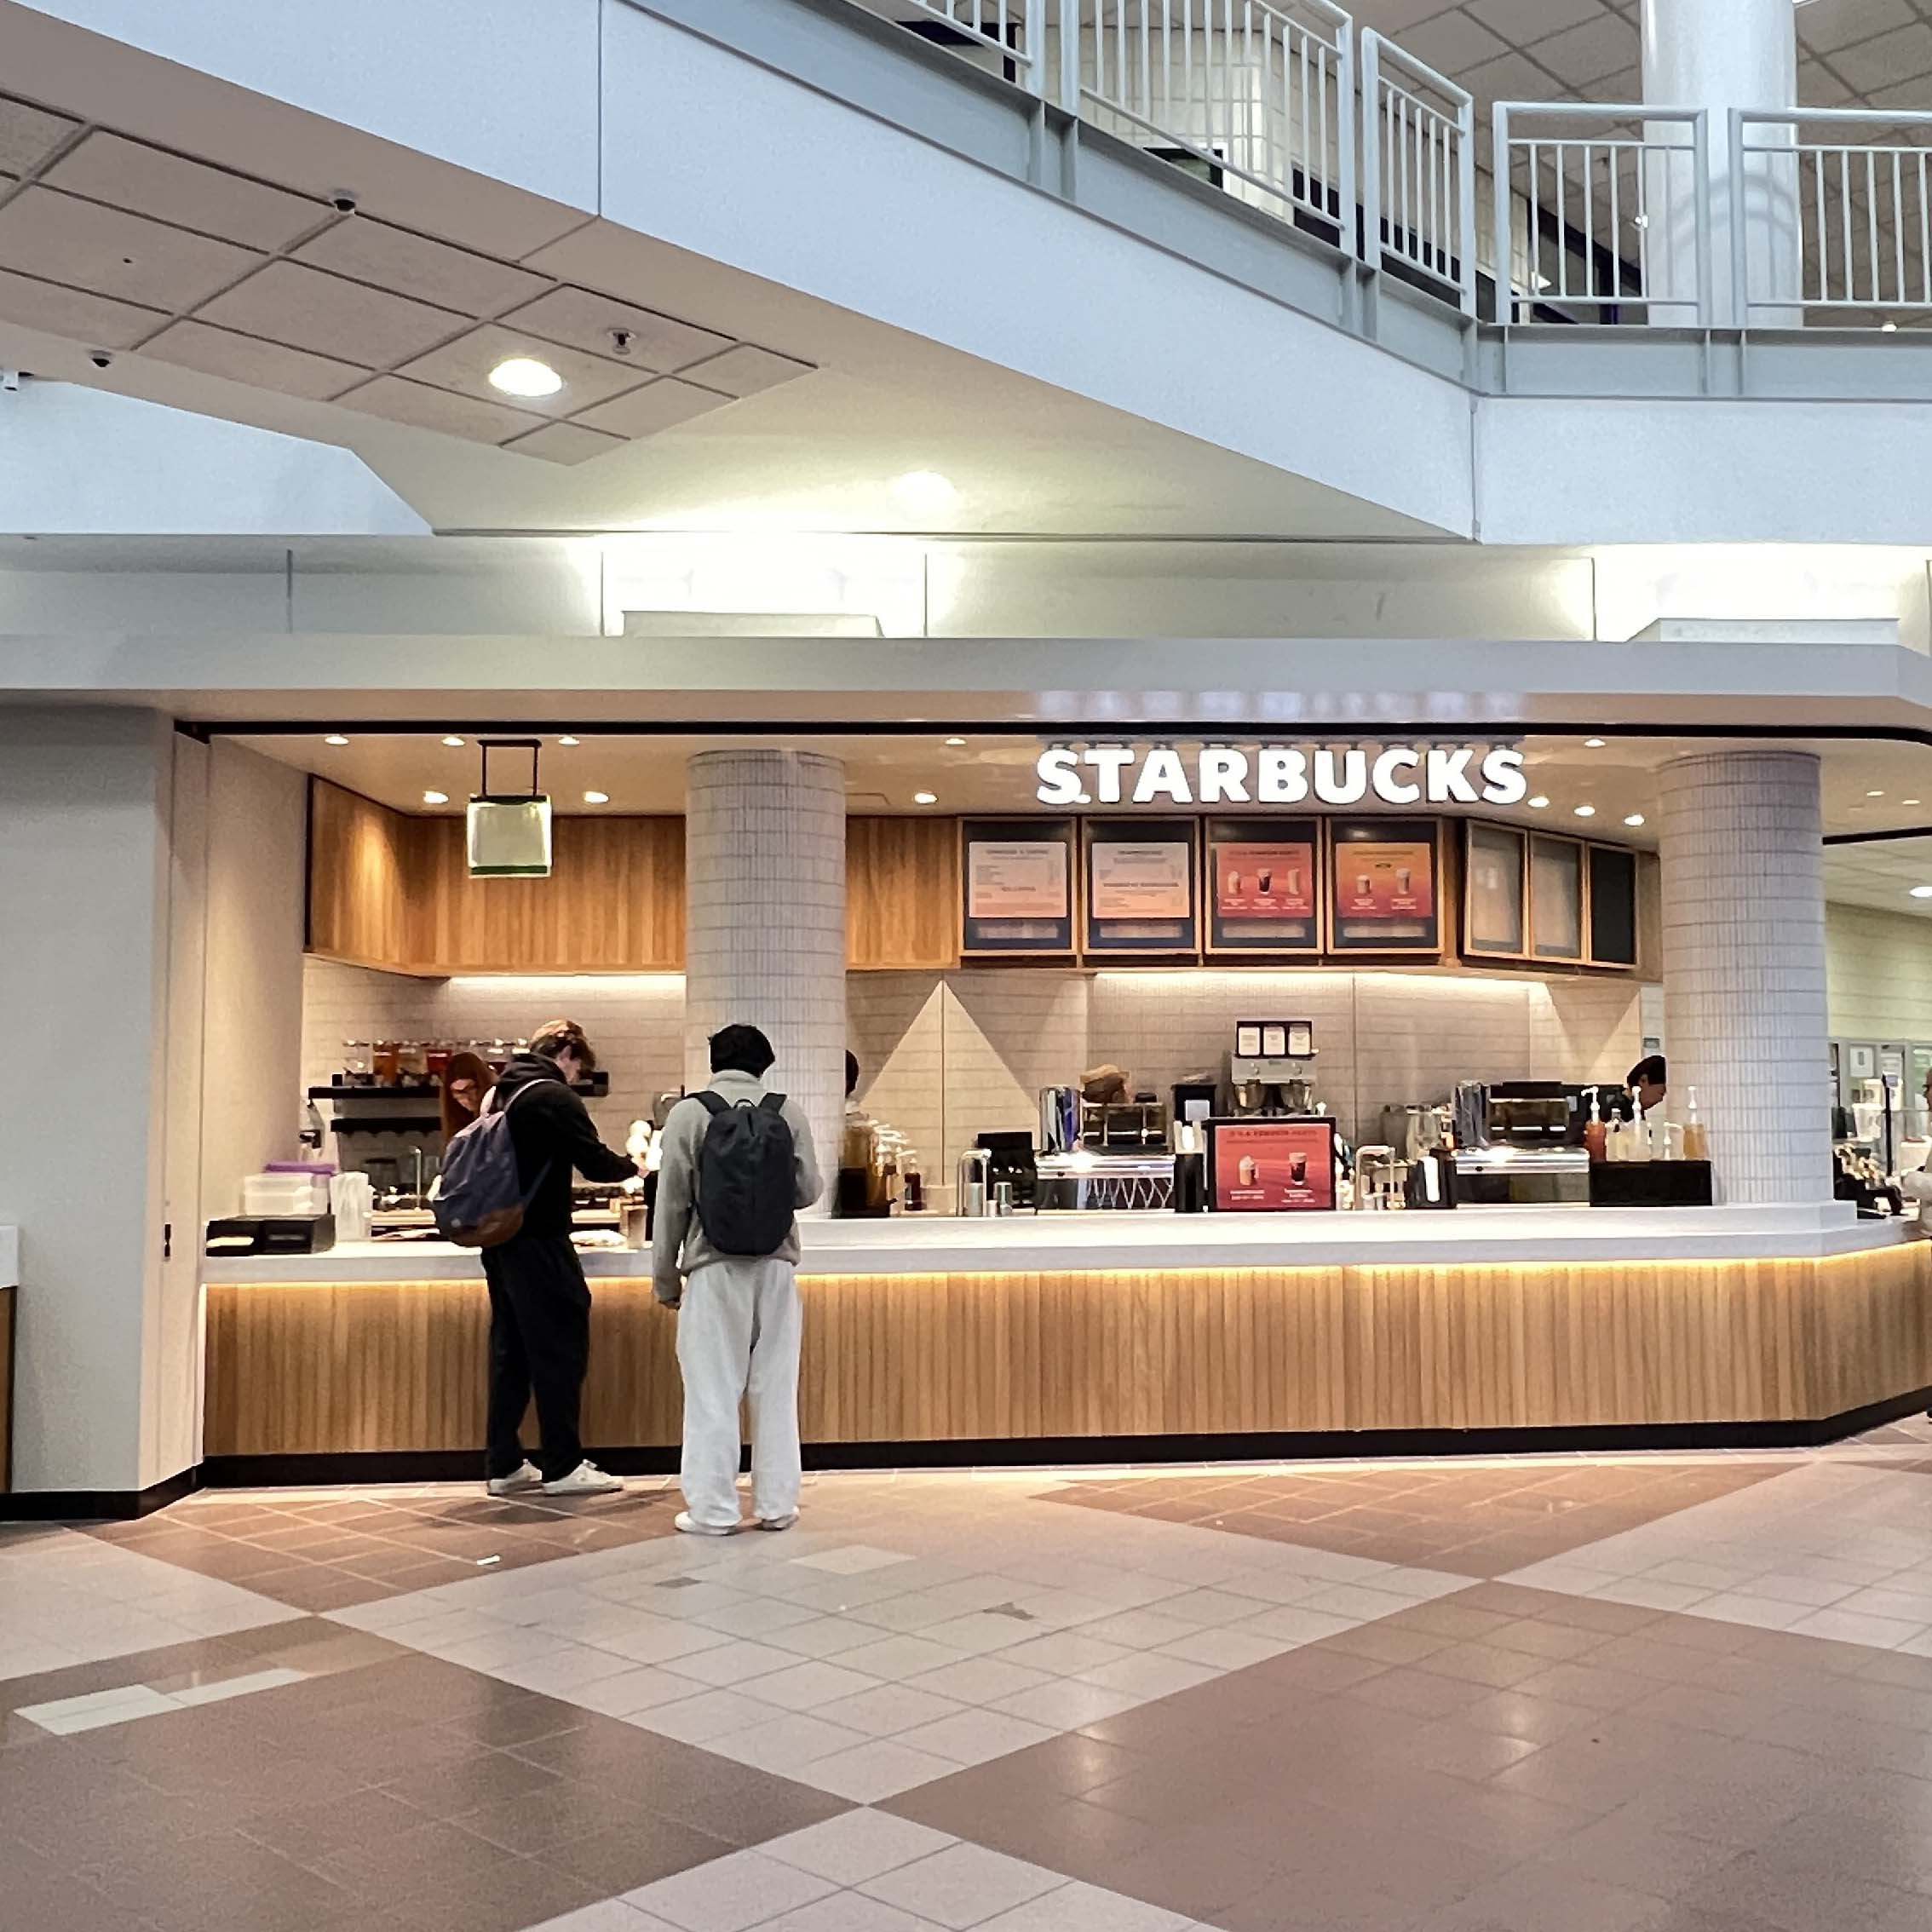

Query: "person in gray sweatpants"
left=652, top=1025, right=824, bottom=1536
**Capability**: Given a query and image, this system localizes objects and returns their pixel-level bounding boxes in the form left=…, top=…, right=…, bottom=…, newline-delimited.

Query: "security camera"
left=89, top=351, right=113, bottom=370
left=1, top=369, right=20, bottom=392
left=329, top=191, right=359, bottom=215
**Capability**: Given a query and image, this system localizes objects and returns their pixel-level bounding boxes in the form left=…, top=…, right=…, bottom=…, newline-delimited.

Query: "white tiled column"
left=684, top=750, right=846, bottom=1193
left=1658, top=750, right=1829, bottom=1205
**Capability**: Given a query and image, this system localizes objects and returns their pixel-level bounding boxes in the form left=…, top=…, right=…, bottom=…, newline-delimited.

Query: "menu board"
left=961, top=818, right=1076, bottom=956
left=1531, top=835, right=1584, bottom=961
left=1205, top=818, right=1321, bottom=954
left=1328, top=819, right=1442, bottom=953
left=1208, top=1117, right=1337, bottom=1212
left=1083, top=819, right=1199, bottom=956
left=1463, top=821, right=1527, bottom=957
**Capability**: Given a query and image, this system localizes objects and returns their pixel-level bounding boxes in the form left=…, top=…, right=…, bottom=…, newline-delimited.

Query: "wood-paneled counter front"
left=201, top=1213, right=1932, bottom=1467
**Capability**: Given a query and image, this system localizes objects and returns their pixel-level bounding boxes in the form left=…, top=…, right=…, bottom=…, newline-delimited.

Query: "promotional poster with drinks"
left=1210, top=1120, right=1337, bottom=1212
left=1337, top=841, right=1435, bottom=919
left=1214, top=842, right=1315, bottom=919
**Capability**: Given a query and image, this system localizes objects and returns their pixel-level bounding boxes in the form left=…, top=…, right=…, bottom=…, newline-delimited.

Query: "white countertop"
left=0, top=1225, right=15, bottom=1290
left=200, top=1203, right=1906, bottom=1284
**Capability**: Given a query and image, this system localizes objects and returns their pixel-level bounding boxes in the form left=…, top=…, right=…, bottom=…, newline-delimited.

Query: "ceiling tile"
left=395, top=320, right=647, bottom=417
left=293, top=218, right=549, bottom=319
left=573, top=377, right=732, bottom=437
left=334, top=373, right=545, bottom=443
left=1526, top=12, right=1636, bottom=85
left=1354, top=0, right=1469, bottom=31
left=43, top=132, right=320, bottom=252
left=1465, top=0, right=1603, bottom=45
left=0, top=264, right=164, bottom=348
left=0, top=97, right=80, bottom=178
left=676, top=343, right=814, bottom=398
left=502, top=420, right=627, bottom=465
left=141, top=319, right=367, bottom=400
left=198, top=261, right=466, bottom=365
left=496, top=284, right=731, bottom=373
left=0, top=186, right=260, bottom=310
left=1802, top=58, right=1860, bottom=105
left=1799, top=0, right=1913, bottom=55
left=1458, top=50, right=1566, bottom=106
left=1833, top=21, right=1932, bottom=91
left=1393, top=9, right=1510, bottom=76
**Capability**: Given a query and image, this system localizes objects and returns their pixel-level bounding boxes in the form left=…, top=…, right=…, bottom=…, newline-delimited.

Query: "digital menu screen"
left=1329, top=819, right=1442, bottom=953
left=1205, top=818, right=1321, bottom=954
left=1084, top=819, right=1199, bottom=955
left=1208, top=1118, right=1337, bottom=1212
left=961, top=818, right=1077, bottom=956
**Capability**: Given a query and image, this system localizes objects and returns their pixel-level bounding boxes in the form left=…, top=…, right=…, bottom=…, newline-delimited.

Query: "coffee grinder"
left=1223, top=1020, right=1317, bottom=1117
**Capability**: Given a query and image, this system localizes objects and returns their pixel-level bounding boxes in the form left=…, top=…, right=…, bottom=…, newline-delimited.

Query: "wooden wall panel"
left=306, top=779, right=683, bottom=974
left=847, top=816, right=960, bottom=969
left=204, top=1242, right=1932, bottom=1458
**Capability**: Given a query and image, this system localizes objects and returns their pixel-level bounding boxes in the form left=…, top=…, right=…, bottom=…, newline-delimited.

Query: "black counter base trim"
left=193, top=1384, right=1932, bottom=1492
left=0, top=1467, right=199, bottom=1523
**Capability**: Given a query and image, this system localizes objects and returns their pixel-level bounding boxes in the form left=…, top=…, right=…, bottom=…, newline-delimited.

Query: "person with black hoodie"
left=483, top=1019, right=636, bottom=1498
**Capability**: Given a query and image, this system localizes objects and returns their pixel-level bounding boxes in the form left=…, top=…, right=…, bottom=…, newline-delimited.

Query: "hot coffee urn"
left=1223, top=1019, right=1319, bottom=1118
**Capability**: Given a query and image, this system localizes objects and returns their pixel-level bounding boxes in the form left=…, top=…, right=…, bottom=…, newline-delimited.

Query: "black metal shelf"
left=308, top=1076, right=608, bottom=1101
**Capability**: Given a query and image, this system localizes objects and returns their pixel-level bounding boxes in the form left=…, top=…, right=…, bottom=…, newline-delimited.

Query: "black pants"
left=483, top=1236, right=591, bottom=1482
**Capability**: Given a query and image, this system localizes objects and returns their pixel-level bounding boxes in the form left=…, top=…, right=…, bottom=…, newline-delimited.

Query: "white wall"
left=198, top=743, right=310, bottom=1221
left=0, top=707, right=179, bottom=1494
left=1827, top=902, right=1932, bottom=1040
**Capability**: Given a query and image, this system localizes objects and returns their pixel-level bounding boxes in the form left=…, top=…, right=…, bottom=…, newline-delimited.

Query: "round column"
left=1658, top=750, right=1828, bottom=1205
left=683, top=750, right=846, bottom=1198
left=1642, top=0, right=1798, bottom=326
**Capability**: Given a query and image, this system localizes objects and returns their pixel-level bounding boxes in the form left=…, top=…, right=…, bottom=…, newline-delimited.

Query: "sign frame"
left=959, top=817, right=1078, bottom=959
left=1206, top=1115, right=1338, bottom=1213
left=1081, top=817, right=1200, bottom=957
left=1327, top=817, right=1444, bottom=955
left=1204, top=816, right=1325, bottom=956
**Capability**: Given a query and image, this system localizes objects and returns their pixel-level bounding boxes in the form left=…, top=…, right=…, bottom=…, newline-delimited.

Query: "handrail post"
left=1693, top=106, right=1713, bottom=327
left=1457, top=89, right=1477, bottom=315
left=1024, top=0, right=1046, bottom=99
left=1057, top=0, right=1080, bottom=116
left=1343, top=25, right=1366, bottom=269
left=1492, top=102, right=1513, bottom=324
left=1727, top=106, right=1748, bottom=331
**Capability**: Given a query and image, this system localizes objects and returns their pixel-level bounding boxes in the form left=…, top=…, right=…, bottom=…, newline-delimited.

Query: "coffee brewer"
left=1223, top=1019, right=1318, bottom=1117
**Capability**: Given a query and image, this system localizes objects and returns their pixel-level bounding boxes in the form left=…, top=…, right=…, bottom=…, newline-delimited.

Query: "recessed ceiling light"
left=1907, top=798, right=1923, bottom=806
left=1583, top=738, right=1606, bottom=748
left=912, top=791, right=938, bottom=806
left=890, top=469, right=960, bottom=515
left=944, top=736, right=967, bottom=747
left=1883, top=320, right=1900, bottom=332
left=323, top=733, right=348, bottom=746
left=1573, top=804, right=1596, bottom=818
left=558, top=734, right=580, bottom=746
left=488, top=355, right=562, bottom=398
left=423, top=790, right=449, bottom=806
left=583, top=790, right=609, bottom=805
left=1868, top=790, right=1886, bottom=797
left=1623, top=813, right=1646, bottom=826
left=1527, top=795, right=1550, bottom=809
left=1912, top=886, right=1932, bottom=900
left=441, top=734, right=465, bottom=748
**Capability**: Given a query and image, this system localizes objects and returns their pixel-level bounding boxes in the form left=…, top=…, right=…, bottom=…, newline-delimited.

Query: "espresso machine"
left=1223, top=1020, right=1317, bottom=1118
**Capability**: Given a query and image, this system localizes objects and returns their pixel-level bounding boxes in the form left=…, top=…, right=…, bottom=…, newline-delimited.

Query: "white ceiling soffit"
left=0, top=96, right=818, bottom=468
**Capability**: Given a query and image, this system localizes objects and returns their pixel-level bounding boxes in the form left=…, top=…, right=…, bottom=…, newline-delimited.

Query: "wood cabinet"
left=308, top=780, right=684, bottom=975
left=847, top=816, right=960, bottom=970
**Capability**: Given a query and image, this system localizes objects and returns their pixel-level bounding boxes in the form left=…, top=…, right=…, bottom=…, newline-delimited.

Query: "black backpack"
left=693, top=1091, right=796, bottom=1256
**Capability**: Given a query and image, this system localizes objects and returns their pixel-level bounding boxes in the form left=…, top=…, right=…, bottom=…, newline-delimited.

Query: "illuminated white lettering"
left=1084, top=746, right=1135, bottom=804
left=1256, top=747, right=1308, bottom=802
left=1035, top=747, right=1084, bottom=807
left=1133, top=747, right=1193, bottom=804
left=1480, top=746, right=1528, bottom=805
left=1197, top=748, right=1251, bottom=803
left=1425, top=746, right=1479, bottom=803
left=1370, top=747, right=1423, bottom=806
left=1313, top=748, right=1368, bottom=805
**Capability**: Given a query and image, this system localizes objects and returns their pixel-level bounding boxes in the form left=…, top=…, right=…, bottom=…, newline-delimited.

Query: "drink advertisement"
left=1336, top=840, right=1435, bottom=919
left=1214, top=842, right=1315, bottom=919
left=1090, top=840, right=1193, bottom=920
left=1209, top=1118, right=1337, bottom=1212
left=967, top=840, right=1070, bottom=921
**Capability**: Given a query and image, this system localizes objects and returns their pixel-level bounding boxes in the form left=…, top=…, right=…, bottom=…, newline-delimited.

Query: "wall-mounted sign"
left=1205, top=817, right=1321, bottom=954
left=1328, top=818, right=1442, bottom=953
left=1083, top=819, right=1199, bottom=955
left=1037, top=744, right=1527, bottom=808
left=961, top=818, right=1077, bottom=957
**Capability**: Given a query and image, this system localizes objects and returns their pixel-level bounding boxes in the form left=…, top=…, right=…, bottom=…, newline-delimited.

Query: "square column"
left=1658, top=750, right=1829, bottom=1205
left=683, top=750, right=847, bottom=1184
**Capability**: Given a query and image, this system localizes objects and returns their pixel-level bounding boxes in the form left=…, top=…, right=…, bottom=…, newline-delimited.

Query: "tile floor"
left=9, top=1423, right=1932, bottom=1928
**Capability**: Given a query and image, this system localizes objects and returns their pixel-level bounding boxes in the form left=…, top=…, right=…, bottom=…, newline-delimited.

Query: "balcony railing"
left=838, top=0, right=1932, bottom=334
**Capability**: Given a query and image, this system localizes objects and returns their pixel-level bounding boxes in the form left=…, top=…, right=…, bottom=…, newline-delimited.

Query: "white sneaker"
left=675, top=1510, right=739, bottom=1537
left=540, top=1460, right=624, bottom=1497
left=755, top=1512, right=799, bottom=1532
left=486, top=1460, right=542, bottom=1497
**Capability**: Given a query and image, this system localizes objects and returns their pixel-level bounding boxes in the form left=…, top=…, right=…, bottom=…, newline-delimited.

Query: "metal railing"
left=1492, top=102, right=1711, bottom=325
left=1733, top=108, right=1932, bottom=325
left=1061, top=0, right=1355, bottom=237
left=858, top=0, right=1048, bottom=91
left=1360, top=30, right=1475, bottom=315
